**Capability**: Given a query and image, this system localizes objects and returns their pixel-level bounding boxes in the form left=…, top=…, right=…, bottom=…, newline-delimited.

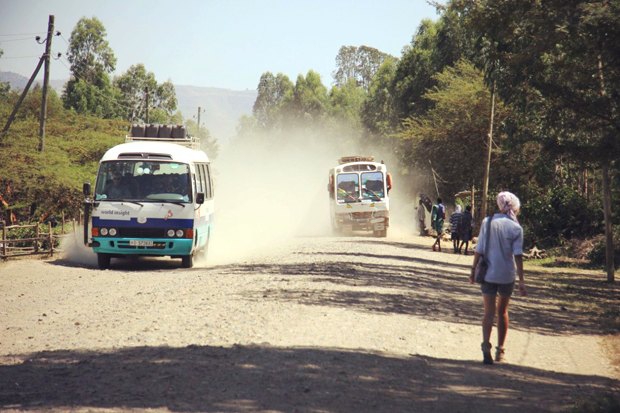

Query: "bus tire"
left=97, top=253, right=111, bottom=269
left=182, top=254, right=194, bottom=268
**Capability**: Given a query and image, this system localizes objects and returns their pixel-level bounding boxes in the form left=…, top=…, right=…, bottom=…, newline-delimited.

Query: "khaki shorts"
left=481, top=281, right=515, bottom=297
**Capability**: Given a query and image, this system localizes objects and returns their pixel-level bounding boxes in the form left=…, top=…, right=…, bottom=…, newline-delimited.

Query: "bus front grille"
left=117, top=227, right=167, bottom=238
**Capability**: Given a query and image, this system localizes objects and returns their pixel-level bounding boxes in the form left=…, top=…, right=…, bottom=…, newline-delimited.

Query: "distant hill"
left=0, top=71, right=256, bottom=143
left=174, top=84, right=256, bottom=143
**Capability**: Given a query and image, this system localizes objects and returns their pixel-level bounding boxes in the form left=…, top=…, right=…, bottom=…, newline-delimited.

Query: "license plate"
left=129, top=240, right=154, bottom=247
left=374, top=224, right=385, bottom=230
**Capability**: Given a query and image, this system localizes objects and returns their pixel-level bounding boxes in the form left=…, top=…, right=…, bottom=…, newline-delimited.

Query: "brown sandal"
left=495, top=347, right=505, bottom=362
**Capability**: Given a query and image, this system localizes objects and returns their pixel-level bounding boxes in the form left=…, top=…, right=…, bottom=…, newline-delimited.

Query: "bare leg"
left=482, top=294, right=496, bottom=344
left=496, top=295, right=511, bottom=349
left=481, top=293, right=496, bottom=364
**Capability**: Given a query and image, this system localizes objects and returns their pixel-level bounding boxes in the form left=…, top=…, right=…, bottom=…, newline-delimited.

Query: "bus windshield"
left=336, top=173, right=359, bottom=202
left=94, top=160, right=192, bottom=202
left=361, top=172, right=385, bottom=200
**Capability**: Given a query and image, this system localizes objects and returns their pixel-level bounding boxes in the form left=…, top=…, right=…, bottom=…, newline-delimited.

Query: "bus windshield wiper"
left=122, top=200, right=144, bottom=207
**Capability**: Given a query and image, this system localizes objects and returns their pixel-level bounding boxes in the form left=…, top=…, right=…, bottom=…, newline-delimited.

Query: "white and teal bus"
left=83, top=124, right=214, bottom=269
left=327, top=156, right=392, bottom=237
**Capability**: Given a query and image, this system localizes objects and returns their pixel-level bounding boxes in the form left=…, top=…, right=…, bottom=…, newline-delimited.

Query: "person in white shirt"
left=470, top=191, right=527, bottom=364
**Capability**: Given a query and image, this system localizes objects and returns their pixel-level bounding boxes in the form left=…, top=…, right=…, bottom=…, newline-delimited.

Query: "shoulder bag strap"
left=483, top=214, right=493, bottom=260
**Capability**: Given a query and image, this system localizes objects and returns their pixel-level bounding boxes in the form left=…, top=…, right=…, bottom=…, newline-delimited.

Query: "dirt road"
left=0, top=233, right=618, bottom=412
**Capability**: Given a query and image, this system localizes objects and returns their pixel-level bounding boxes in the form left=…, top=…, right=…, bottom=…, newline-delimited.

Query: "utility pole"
left=196, top=106, right=203, bottom=134
left=145, top=87, right=149, bottom=124
left=1, top=58, right=44, bottom=138
left=38, top=14, right=54, bottom=152
left=479, top=79, right=496, bottom=228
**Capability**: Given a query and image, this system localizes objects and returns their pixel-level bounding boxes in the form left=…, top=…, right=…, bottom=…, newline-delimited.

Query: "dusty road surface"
left=0, top=233, right=618, bottom=412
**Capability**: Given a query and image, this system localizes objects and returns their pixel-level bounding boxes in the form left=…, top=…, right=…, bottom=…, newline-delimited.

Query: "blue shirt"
left=475, top=213, right=523, bottom=284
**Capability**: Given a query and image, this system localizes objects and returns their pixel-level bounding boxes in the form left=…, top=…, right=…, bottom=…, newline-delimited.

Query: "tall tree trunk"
left=597, top=50, right=615, bottom=282
left=602, top=163, right=615, bottom=282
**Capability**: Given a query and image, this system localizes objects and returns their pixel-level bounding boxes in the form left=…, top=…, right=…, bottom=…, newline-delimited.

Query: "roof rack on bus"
left=125, top=124, right=201, bottom=149
left=339, top=155, right=375, bottom=164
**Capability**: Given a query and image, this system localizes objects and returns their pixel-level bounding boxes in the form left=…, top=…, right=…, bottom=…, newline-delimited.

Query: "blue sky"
left=0, top=0, right=439, bottom=91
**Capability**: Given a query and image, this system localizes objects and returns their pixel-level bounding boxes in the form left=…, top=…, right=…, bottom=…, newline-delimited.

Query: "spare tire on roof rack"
left=171, top=125, right=187, bottom=139
left=130, top=124, right=146, bottom=137
left=158, top=124, right=172, bottom=138
left=145, top=124, right=159, bottom=137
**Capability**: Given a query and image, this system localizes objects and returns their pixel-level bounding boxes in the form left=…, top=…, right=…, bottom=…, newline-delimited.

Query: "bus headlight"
left=167, top=229, right=176, bottom=237
left=175, top=229, right=184, bottom=238
left=100, top=228, right=109, bottom=236
left=109, top=228, right=117, bottom=236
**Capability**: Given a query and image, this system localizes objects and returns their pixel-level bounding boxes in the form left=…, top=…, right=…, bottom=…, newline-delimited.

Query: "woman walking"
left=469, top=192, right=527, bottom=364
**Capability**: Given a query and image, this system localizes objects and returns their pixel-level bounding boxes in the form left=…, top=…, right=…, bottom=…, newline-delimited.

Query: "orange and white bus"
left=327, top=156, right=391, bottom=237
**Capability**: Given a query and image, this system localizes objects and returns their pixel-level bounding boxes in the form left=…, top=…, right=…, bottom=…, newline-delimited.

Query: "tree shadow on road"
left=0, top=344, right=617, bottom=413
left=209, top=241, right=618, bottom=337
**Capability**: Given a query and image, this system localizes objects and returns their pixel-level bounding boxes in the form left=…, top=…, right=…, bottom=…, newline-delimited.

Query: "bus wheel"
left=181, top=254, right=194, bottom=268
left=97, top=253, right=111, bottom=269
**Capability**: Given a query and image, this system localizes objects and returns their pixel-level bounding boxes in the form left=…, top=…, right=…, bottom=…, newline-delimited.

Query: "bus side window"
left=205, top=164, right=212, bottom=199
left=195, top=164, right=204, bottom=194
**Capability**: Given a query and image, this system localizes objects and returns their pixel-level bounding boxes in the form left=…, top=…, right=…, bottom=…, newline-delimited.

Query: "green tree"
left=361, top=56, right=399, bottom=136
left=114, top=64, right=177, bottom=123
left=333, top=45, right=393, bottom=91
left=327, top=78, right=367, bottom=147
left=289, top=70, right=329, bottom=126
left=396, top=59, right=507, bottom=198
left=452, top=0, right=619, bottom=280
left=62, top=17, right=119, bottom=117
left=252, top=72, right=293, bottom=129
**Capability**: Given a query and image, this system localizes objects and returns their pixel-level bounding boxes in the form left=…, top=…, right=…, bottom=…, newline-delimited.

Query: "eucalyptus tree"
left=65, top=17, right=116, bottom=83
left=361, top=56, right=399, bottom=137
left=114, top=64, right=177, bottom=123
left=62, top=17, right=119, bottom=117
left=252, top=71, right=293, bottom=129
left=333, top=45, right=393, bottom=91
left=289, top=70, right=329, bottom=126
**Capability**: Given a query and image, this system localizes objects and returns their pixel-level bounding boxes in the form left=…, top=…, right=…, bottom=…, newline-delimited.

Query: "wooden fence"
left=0, top=217, right=80, bottom=260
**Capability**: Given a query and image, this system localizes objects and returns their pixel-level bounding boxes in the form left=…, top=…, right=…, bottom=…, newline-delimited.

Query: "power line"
left=0, top=32, right=45, bottom=37
left=57, top=56, right=138, bottom=115
left=0, top=55, right=40, bottom=59
left=0, top=36, right=38, bottom=43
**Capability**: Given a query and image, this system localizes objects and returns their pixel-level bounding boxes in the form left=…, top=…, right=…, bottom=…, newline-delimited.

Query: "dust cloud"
left=207, top=133, right=418, bottom=265
left=59, top=226, right=97, bottom=267
left=60, top=133, right=420, bottom=268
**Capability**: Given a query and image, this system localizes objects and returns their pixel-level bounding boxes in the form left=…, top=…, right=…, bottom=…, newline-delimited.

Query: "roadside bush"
left=588, top=227, right=620, bottom=270
left=521, top=186, right=603, bottom=248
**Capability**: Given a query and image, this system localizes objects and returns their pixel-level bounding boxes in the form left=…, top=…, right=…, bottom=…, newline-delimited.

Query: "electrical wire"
left=0, top=32, right=45, bottom=37
left=57, top=56, right=138, bottom=115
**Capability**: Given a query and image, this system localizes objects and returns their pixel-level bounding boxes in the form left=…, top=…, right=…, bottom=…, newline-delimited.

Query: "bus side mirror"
left=83, top=182, right=91, bottom=196
left=196, top=192, right=205, bottom=204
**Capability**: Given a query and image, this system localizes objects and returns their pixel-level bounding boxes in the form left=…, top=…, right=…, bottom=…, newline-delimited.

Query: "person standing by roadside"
left=430, top=198, right=445, bottom=252
left=458, top=205, right=473, bottom=255
left=470, top=191, right=527, bottom=364
left=449, top=205, right=463, bottom=253
left=417, top=199, right=427, bottom=236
